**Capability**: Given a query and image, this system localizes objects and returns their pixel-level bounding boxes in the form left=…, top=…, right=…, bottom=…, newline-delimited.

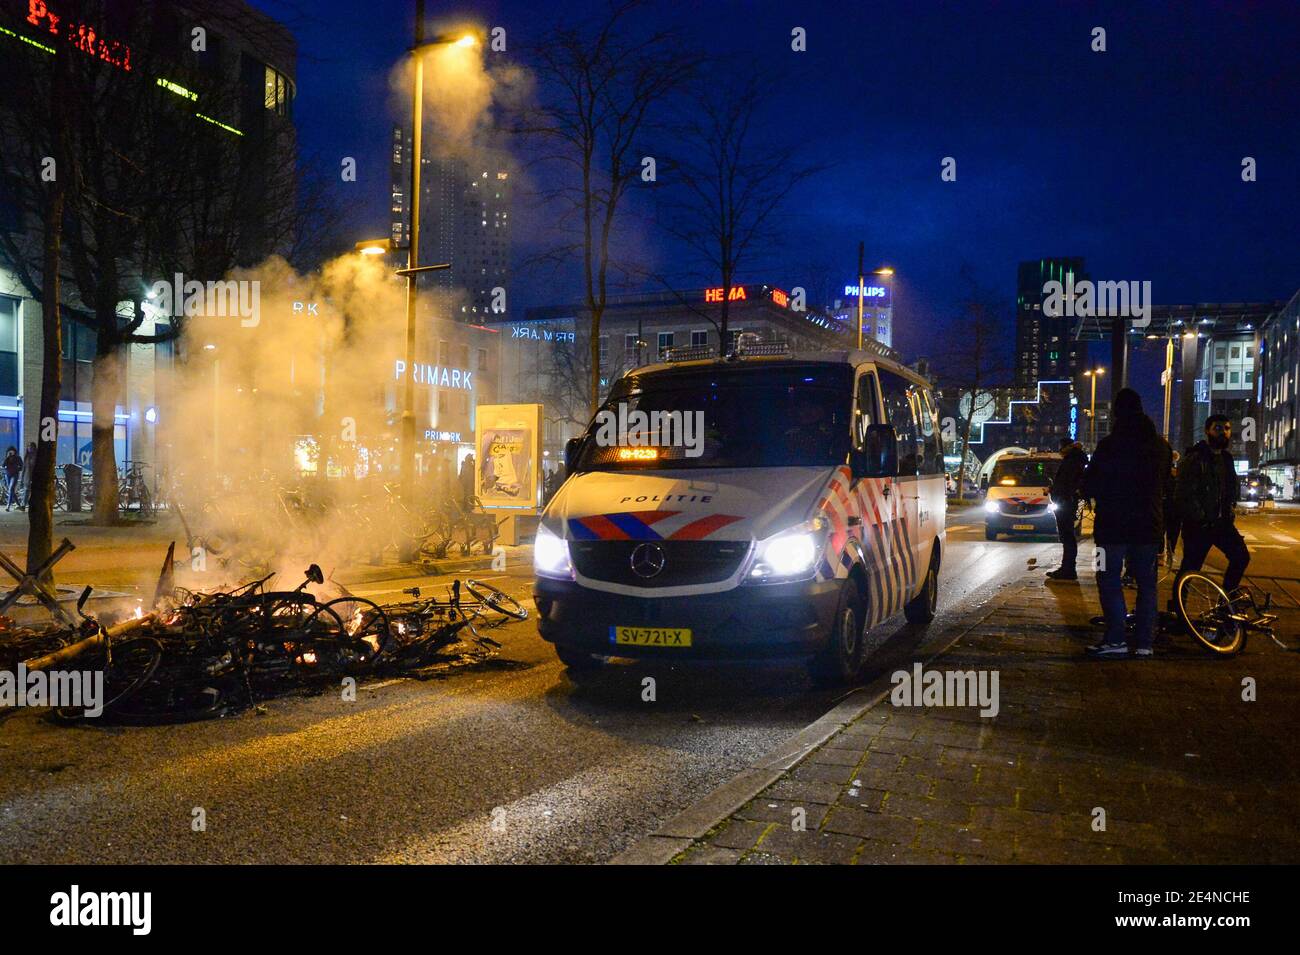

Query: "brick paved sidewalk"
left=670, top=570, right=1300, bottom=864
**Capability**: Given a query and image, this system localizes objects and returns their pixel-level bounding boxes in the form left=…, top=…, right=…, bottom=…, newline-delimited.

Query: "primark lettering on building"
left=394, top=360, right=473, bottom=390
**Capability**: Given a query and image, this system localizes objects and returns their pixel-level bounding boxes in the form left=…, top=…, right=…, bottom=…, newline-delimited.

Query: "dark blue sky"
left=263, top=0, right=1299, bottom=400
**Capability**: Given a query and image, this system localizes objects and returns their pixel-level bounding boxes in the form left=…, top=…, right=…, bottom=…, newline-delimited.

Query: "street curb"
left=332, top=545, right=534, bottom=587
left=607, top=579, right=1020, bottom=865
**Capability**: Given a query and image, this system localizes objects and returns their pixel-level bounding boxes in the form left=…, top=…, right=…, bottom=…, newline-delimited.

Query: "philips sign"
left=844, top=284, right=892, bottom=307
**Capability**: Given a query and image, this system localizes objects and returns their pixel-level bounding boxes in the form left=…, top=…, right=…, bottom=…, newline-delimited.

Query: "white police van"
left=532, top=346, right=947, bottom=684
left=982, top=452, right=1063, bottom=540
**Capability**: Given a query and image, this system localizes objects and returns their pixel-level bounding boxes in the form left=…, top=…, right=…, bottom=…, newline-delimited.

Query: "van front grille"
left=569, top=540, right=749, bottom=588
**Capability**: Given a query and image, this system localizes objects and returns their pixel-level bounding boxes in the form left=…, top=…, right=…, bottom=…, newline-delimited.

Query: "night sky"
left=261, top=0, right=1300, bottom=406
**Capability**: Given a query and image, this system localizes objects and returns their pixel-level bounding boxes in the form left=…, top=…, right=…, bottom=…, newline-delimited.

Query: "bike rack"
left=0, top=538, right=79, bottom=628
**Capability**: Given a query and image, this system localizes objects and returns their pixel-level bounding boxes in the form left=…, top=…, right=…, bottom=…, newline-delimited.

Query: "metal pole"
left=1089, top=373, right=1097, bottom=449
left=401, top=0, right=425, bottom=553
left=1162, top=335, right=1174, bottom=438
left=856, top=242, right=865, bottom=350
left=212, top=357, right=220, bottom=467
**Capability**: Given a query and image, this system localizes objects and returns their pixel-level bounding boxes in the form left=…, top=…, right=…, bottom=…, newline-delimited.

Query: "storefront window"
left=0, top=294, right=17, bottom=395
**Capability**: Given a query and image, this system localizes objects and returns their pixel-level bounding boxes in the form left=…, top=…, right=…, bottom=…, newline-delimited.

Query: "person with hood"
left=1174, top=414, right=1249, bottom=595
left=1080, top=387, right=1174, bottom=658
left=1046, top=436, right=1088, bottom=581
left=2, top=446, right=22, bottom=511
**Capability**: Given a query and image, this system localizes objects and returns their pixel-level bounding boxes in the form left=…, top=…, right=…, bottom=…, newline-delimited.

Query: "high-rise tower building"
left=390, top=128, right=511, bottom=321
left=1015, top=258, right=1085, bottom=387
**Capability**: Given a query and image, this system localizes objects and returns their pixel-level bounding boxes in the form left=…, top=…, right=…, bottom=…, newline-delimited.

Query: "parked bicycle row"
left=2, top=447, right=159, bottom=516
left=172, top=472, right=507, bottom=574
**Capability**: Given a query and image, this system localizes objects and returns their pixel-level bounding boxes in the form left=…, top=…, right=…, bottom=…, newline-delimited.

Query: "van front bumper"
left=986, top=509, right=1058, bottom=535
left=533, top=576, right=842, bottom=660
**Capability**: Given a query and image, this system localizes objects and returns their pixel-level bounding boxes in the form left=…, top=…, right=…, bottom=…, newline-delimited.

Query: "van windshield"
left=991, top=458, right=1058, bottom=487
left=575, top=364, right=853, bottom=470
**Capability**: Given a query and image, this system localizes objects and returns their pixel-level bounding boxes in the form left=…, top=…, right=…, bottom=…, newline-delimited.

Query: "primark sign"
left=508, top=324, right=576, bottom=343
left=394, top=360, right=473, bottom=390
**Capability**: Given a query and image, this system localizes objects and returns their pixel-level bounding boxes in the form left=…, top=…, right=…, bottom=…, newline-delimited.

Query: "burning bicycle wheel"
left=320, top=596, right=392, bottom=662
left=465, top=579, right=528, bottom=621
left=1176, top=573, right=1245, bottom=655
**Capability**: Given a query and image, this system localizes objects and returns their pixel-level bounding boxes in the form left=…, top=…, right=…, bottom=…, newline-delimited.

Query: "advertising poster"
left=475, top=404, right=542, bottom=511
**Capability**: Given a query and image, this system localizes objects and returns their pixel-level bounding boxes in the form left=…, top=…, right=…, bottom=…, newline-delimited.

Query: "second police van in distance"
left=532, top=344, right=947, bottom=685
left=982, top=452, right=1065, bottom=541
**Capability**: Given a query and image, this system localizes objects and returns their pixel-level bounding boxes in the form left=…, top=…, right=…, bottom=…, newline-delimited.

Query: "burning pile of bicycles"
left=0, top=562, right=527, bottom=726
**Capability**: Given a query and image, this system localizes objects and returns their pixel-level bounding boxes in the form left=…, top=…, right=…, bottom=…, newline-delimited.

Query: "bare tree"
left=938, top=267, right=1013, bottom=500
left=658, top=76, right=824, bottom=355
left=520, top=1, right=699, bottom=413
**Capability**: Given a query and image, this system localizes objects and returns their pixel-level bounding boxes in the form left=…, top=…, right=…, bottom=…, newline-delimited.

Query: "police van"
left=982, top=452, right=1063, bottom=540
left=532, top=345, right=947, bottom=684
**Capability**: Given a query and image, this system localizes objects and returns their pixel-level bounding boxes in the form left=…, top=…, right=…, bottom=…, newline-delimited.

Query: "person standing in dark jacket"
left=1080, top=388, right=1174, bottom=658
left=2, top=447, right=22, bottom=511
left=1046, top=437, right=1087, bottom=581
left=1174, top=415, right=1249, bottom=594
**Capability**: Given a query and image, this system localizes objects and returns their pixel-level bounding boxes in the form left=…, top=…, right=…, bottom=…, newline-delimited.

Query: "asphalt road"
left=0, top=506, right=1058, bottom=864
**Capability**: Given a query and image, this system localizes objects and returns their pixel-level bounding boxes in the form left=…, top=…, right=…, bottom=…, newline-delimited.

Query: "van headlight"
left=534, top=524, right=573, bottom=579
left=984, top=500, right=1000, bottom=514
left=747, top=518, right=827, bottom=583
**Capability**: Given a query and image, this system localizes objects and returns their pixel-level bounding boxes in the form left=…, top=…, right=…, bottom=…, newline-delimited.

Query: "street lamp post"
left=856, top=242, right=864, bottom=350
left=385, top=6, right=475, bottom=558
left=401, top=0, right=427, bottom=545
left=1083, top=367, right=1105, bottom=449
left=854, top=247, right=893, bottom=351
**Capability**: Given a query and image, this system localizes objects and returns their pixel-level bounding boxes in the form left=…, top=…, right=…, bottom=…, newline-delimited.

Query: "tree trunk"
left=588, top=307, right=602, bottom=417
left=718, top=282, right=730, bottom=358
left=26, top=179, right=65, bottom=582
left=90, top=337, right=123, bottom=524
left=958, top=410, right=976, bottom=502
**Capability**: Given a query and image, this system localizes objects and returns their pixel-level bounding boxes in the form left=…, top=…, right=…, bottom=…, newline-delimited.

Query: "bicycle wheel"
left=464, top=579, right=528, bottom=620
left=322, top=596, right=392, bottom=660
left=54, top=636, right=165, bottom=720
left=1176, top=573, right=1245, bottom=655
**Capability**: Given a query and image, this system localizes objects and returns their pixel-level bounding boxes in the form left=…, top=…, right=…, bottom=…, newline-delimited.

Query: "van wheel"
left=905, top=549, right=939, bottom=624
left=985, top=527, right=998, bottom=541
left=809, top=582, right=865, bottom=687
left=555, top=645, right=603, bottom=671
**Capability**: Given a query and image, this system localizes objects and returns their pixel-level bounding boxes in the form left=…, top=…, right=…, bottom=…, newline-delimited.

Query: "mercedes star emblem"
left=630, top=542, right=667, bottom=578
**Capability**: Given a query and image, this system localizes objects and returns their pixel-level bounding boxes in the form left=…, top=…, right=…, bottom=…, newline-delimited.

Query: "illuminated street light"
left=355, top=238, right=391, bottom=256
left=395, top=6, right=480, bottom=557
left=1082, top=367, right=1105, bottom=449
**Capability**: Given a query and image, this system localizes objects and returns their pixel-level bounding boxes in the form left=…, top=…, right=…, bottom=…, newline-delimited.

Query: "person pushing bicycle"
left=1173, top=414, right=1250, bottom=597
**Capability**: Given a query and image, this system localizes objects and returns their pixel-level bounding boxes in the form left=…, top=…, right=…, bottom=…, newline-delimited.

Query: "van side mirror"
left=564, top=436, right=584, bottom=474
left=852, top=424, right=897, bottom=478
